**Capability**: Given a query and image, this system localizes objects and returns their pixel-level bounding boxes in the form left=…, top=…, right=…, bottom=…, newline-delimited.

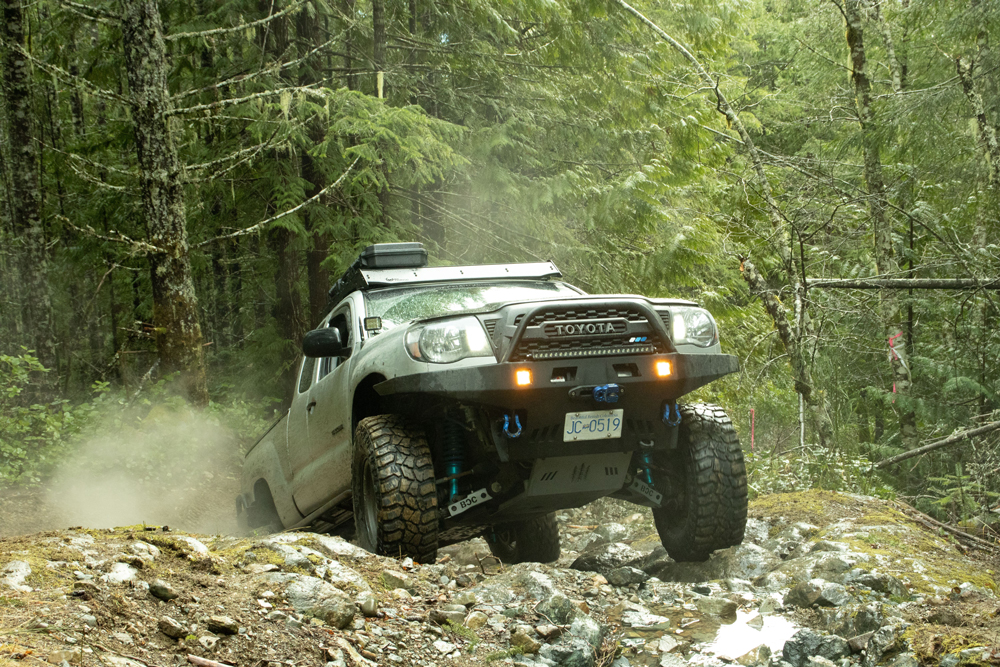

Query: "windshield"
left=364, top=281, right=583, bottom=330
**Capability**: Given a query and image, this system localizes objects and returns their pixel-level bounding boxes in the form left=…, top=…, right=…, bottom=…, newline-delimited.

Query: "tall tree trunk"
left=956, top=56, right=1000, bottom=191
left=119, top=0, right=210, bottom=406
left=297, top=7, right=331, bottom=326
left=614, top=0, right=834, bottom=445
left=1, top=0, right=57, bottom=377
left=343, top=0, right=358, bottom=91
left=843, top=0, right=917, bottom=448
left=269, top=225, right=306, bottom=403
left=372, top=0, right=390, bottom=225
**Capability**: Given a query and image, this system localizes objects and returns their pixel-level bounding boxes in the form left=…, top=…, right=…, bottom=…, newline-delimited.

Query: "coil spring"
left=442, top=418, right=465, bottom=500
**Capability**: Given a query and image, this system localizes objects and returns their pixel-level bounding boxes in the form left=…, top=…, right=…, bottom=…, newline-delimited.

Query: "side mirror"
left=303, top=328, right=347, bottom=358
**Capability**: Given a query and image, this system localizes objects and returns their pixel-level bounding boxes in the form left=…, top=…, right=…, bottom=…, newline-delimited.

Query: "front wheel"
left=352, top=415, right=439, bottom=563
left=652, top=403, right=747, bottom=562
left=485, top=513, right=561, bottom=564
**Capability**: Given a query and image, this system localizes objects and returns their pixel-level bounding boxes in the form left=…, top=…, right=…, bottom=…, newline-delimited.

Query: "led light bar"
left=530, top=345, right=655, bottom=360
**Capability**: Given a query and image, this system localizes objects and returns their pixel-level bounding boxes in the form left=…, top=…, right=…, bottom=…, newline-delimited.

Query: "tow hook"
left=663, top=402, right=682, bottom=427
left=593, top=383, right=622, bottom=403
left=502, top=413, right=522, bottom=438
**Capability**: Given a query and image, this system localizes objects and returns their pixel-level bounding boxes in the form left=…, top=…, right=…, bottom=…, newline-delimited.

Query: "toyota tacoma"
left=237, top=242, right=747, bottom=564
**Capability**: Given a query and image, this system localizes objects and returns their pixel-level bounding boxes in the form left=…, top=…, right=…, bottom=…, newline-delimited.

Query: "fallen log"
left=874, top=420, right=1000, bottom=469
left=806, top=278, right=1000, bottom=290
left=892, top=501, right=999, bottom=553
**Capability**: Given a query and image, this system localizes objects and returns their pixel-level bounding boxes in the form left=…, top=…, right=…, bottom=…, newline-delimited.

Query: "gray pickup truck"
left=237, top=243, right=746, bottom=564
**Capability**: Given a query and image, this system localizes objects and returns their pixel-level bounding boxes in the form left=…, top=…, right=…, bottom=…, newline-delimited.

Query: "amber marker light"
left=515, top=369, right=532, bottom=386
left=655, top=361, right=672, bottom=378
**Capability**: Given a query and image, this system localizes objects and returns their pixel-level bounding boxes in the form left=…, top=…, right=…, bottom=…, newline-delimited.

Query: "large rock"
left=157, top=616, right=186, bottom=639
left=595, top=523, right=630, bottom=544
left=381, top=570, right=414, bottom=592
left=261, top=541, right=314, bottom=571
left=539, top=636, right=596, bottom=667
left=862, top=625, right=906, bottom=667
left=321, top=560, right=371, bottom=594
left=606, top=567, right=648, bottom=587
left=786, top=579, right=853, bottom=608
left=2, top=561, right=32, bottom=592
left=853, top=572, right=909, bottom=599
left=639, top=543, right=780, bottom=583
left=99, top=563, right=137, bottom=584
left=262, top=572, right=355, bottom=629
left=569, top=615, right=605, bottom=648
left=304, top=534, right=371, bottom=560
left=694, top=596, right=738, bottom=622
left=129, top=542, right=160, bottom=563
left=773, top=551, right=862, bottom=586
left=782, top=629, right=850, bottom=667
left=571, top=543, right=643, bottom=577
left=149, top=579, right=179, bottom=601
left=173, top=536, right=210, bottom=557
left=515, top=570, right=559, bottom=600
left=510, top=628, right=541, bottom=654
left=537, top=592, right=581, bottom=625
left=819, top=603, right=886, bottom=638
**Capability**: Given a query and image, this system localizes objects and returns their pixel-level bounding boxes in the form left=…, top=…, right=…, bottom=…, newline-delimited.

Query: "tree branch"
left=166, top=85, right=321, bottom=117
left=875, top=421, right=1000, bottom=469
left=193, top=158, right=359, bottom=248
left=807, top=278, right=1000, bottom=290
left=59, top=216, right=165, bottom=255
left=165, top=1, right=306, bottom=41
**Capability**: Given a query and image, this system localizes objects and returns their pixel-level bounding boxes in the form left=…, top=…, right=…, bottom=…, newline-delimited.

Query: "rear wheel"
left=241, top=481, right=283, bottom=535
left=352, top=415, right=439, bottom=562
left=652, top=403, right=747, bottom=562
left=485, top=513, right=561, bottom=564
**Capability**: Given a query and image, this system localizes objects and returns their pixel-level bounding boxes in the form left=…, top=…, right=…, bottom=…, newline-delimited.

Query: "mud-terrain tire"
left=485, top=513, right=561, bottom=564
left=352, top=415, right=439, bottom=562
left=652, top=403, right=747, bottom=562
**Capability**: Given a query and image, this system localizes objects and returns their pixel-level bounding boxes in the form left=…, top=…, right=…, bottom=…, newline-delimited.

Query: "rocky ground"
left=1, top=490, right=999, bottom=667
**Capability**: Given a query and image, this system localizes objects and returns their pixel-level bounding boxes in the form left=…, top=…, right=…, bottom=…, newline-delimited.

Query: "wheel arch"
left=353, top=373, right=387, bottom=433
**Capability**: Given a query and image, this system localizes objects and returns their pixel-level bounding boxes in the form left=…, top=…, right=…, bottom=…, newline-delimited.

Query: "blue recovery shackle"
left=663, top=402, right=682, bottom=427
left=503, top=413, right=522, bottom=438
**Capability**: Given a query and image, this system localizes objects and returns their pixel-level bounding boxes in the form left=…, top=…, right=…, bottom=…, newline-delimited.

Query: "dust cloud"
left=3, top=404, right=246, bottom=536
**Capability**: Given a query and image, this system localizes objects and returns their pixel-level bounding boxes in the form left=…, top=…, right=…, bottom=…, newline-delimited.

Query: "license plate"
left=564, top=409, right=624, bottom=441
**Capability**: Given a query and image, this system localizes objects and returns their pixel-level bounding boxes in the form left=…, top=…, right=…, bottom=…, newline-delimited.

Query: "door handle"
left=306, top=400, right=316, bottom=413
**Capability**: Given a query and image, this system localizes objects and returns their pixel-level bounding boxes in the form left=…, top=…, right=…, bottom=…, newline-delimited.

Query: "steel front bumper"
left=374, top=353, right=738, bottom=459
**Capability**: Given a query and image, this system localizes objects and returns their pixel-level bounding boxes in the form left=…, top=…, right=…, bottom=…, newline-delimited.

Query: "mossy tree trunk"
left=843, top=0, right=916, bottom=448
left=119, top=0, right=209, bottom=407
left=1, top=0, right=57, bottom=379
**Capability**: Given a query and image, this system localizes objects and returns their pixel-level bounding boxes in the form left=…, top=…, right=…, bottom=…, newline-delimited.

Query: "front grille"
left=508, top=303, right=666, bottom=362
left=527, top=307, right=647, bottom=327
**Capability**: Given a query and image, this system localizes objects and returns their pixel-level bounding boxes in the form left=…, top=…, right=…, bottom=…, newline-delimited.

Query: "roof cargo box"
left=358, top=243, right=428, bottom=269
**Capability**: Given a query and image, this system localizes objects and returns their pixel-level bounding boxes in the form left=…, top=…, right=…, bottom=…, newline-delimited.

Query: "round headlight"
left=405, top=317, right=495, bottom=363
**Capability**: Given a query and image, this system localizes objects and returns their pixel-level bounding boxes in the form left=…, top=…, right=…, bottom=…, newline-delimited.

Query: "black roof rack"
left=327, top=243, right=562, bottom=307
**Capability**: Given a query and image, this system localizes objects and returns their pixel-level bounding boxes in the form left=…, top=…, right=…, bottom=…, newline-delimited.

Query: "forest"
left=1, top=0, right=998, bottom=529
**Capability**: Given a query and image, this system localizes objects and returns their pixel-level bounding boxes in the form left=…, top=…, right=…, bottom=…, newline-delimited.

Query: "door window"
left=297, top=355, right=316, bottom=393
left=318, top=306, right=352, bottom=381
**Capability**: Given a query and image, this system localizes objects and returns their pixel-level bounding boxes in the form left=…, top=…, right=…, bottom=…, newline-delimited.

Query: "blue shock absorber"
left=639, top=441, right=655, bottom=485
left=442, top=418, right=464, bottom=500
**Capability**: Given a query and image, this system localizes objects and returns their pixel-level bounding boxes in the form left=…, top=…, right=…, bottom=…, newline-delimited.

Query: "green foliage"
left=0, top=352, right=104, bottom=483
left=443, top=620, right=480, bottom=652
left=921, top=464, right=1000, bottom=525
left=746, top=443, right=895, bottom=500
